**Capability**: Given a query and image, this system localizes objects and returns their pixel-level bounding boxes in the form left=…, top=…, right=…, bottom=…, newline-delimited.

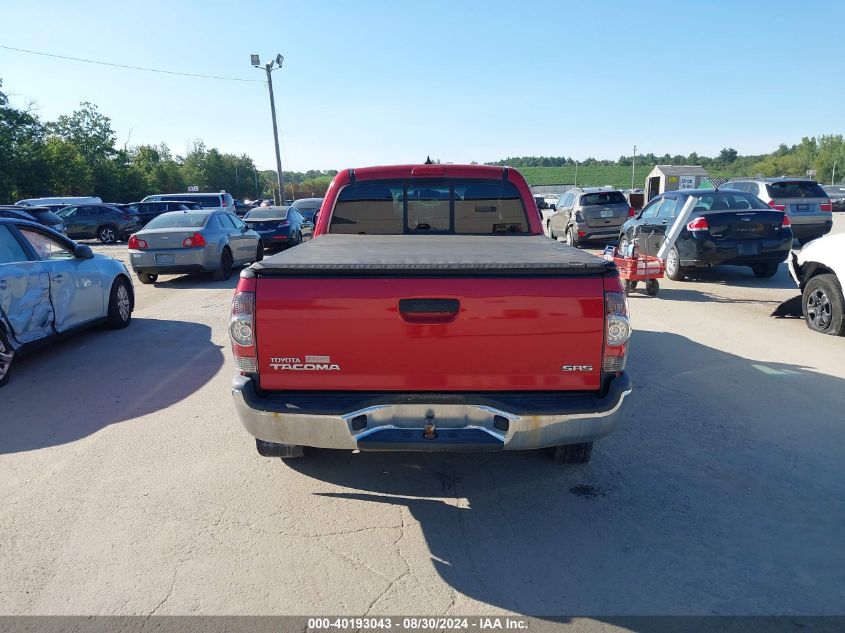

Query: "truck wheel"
left=105, top=277, right=133, bottom=329
left=550, top=442, right=593, bottom=464
left=803, top=274, right=845, bottom=336
left=255, top=439, right=306, bottom=459
left=213, top=248, right=233, bottom=281
left=751, top=262, right=779, bottom=278
left=646, top=278, right=659, bottom=296
left=665, top=246, right=687, bottom=281
left=137, top=272, right=158, bottom=285
left=0, top=329, right=14, bottom=388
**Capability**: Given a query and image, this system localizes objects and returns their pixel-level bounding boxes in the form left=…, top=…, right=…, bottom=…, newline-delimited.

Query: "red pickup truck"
left=229, top=164, right=631, bottom=463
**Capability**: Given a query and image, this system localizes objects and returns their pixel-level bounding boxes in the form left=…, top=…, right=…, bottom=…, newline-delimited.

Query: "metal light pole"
left=833, top=161, right=838, bottom=185
left=252, top=53, right=285, bottom=205
left=631, top=145, right=637, bottom=191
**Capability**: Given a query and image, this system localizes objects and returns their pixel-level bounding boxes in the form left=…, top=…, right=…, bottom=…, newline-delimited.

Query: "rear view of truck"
left=229, top=164, right=631, bottom=463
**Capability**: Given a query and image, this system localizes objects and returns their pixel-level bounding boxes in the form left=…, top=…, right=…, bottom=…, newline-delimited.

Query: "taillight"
left=120, top=214, right=134, bottom=221
left=769, top=201, right=786, bottom=211
left=230, top=290, right=256, bottom=373
left=820, top=202, right=832, bottom=212
left=782, top=214, right=791, bottom=228
left=686, top=216, right=709, bottom=231
left=278, top=220, right=290, bottom=228
left=627, top=207, right=636, bottom=218
left=603, top=290, right=631, bottom=373
left=182, top=232, right=207, bottom=247
left=128, top=234, right=147, bottom=249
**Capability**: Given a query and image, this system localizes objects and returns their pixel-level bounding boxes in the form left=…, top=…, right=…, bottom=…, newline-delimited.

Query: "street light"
left=631, top=145, right=637, bottom=191
left=252, top=53, right=286, bottom=205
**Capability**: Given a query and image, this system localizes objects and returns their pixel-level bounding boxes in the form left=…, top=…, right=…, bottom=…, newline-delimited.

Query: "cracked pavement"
left=1, top=215, right=844, bottom=618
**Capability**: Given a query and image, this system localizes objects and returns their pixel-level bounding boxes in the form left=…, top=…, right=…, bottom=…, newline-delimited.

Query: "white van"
left=16, top=196, right=102, bottom=207
left=142, top=192, right=235, bottom=214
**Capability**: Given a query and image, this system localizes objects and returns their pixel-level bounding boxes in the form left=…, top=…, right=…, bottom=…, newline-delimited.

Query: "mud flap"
left=771, top=295, right=803, bottom=319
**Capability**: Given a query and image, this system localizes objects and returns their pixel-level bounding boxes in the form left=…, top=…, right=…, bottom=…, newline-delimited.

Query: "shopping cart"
left=604, top=242, right=665, bottom=297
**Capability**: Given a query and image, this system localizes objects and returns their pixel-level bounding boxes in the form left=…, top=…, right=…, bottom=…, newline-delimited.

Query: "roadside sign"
left=679, top=176, right=696, bottom=189
left=188, top=185, right=199, bottom=192
left=806, top=170, right=816, bottom=178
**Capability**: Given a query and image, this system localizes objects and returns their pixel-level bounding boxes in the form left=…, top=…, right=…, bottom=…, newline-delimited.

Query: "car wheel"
left=803, top=274, right=845, bottom=336
left=0, top=329, right=14, bottom=388
left=137, top=272, right=158, bottom=285
left=98, top=225, right=118, bottom=244
left=105, top=277, right=133, bottom=329
left=566, top=226, right=580, bottom=248
left=665, top=246, right=687, bottom=281
left=751, top=262, right=779, bottom=278
left=623, top=280, right=634, bottom=296
left=646, top=278, right=660, bottom=296
left=255, top=438, right=306, bottom=459
left=254, top=242, right=264, bottom=263
left=295, top=231, right=302, bottom=246
left=549, top=222, right=557, bottom=240
left=550, top=442, right=593, bottom=464
left=213, top=248, right=234, bottom=281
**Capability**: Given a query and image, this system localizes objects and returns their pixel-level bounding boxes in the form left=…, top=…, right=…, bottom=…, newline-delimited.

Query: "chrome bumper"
left=231, top=374, right=632, bottom=451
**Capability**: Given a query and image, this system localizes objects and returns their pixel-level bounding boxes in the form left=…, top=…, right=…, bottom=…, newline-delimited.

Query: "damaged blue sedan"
left=0, top=218, right=134, bottom=387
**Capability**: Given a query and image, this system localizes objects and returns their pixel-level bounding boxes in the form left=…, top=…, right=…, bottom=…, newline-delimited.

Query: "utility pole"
left=252, top=53, right=285, bottom=205
left=234, top=164, right=239, bottom=198
left=833, top=161, right=838, bottom=185
left=254, top=170, right=261, bottom=200
left=631, top=145, right=637, bottom=191
left=574, top=161, right=578, bottom=188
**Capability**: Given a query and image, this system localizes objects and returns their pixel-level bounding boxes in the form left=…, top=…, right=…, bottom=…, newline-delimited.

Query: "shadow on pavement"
left=677, top=264, right=796, bottom=290
left=287, top=330, right=845, bottom=617
left=0, top=318, right=224, bottom=454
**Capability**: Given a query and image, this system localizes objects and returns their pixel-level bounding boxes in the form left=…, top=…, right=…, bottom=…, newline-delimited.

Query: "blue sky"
left=1, top=0, right=843, bottom=171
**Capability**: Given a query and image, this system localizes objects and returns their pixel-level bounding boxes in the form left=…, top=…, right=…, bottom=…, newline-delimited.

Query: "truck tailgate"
left=254, top=276, right=605, bottom=391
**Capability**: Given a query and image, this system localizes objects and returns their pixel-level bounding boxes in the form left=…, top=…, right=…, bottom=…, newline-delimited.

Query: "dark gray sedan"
left=127, top=210, right=263, bottom=284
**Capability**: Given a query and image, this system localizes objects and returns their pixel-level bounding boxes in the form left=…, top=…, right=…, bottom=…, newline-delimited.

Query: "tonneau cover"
left=250, top=235, right=612, bottom=277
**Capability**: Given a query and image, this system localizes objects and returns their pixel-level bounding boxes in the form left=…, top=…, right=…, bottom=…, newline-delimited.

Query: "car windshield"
left=689, top=192, right=770, bottom=211
left=161, top=195, right=222, bottom=208
left=144, top=211, right=211, bottom=228
left=766, top=181, right=827, bottom=199
left=293, top=200, right=322, bottom=210
left=245, top=208, right=288, bottom=220
left=580, top=191, right=627, bottom=205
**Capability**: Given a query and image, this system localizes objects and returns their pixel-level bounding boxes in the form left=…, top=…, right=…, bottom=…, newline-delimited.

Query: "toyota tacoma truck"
left=229, top=164, right=632, bottom=463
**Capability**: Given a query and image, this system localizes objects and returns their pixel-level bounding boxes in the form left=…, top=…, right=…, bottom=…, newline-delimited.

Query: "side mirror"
left=74, top=244, right=94, bottom=259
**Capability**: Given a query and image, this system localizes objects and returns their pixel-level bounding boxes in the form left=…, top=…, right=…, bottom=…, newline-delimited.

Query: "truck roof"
left=343, top=164, right=512, bottom=182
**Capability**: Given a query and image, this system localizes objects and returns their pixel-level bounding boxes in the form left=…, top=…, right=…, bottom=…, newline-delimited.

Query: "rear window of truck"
left=766, top=181, right=827, bottom=199
left=329, top=179, right=529, bottom=235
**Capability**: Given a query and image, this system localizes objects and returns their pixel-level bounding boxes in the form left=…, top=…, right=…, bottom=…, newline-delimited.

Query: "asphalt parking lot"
left=1, top=215, right=844, bottom=619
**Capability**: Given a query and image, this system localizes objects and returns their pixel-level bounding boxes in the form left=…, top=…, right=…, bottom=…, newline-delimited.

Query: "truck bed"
left=249, top=234, right=612, bottom=277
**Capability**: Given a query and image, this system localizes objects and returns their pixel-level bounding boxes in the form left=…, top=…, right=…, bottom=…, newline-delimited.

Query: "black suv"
left=121, top=201, right=198, bottom=226
left=56, top=203, right=141, bottom=243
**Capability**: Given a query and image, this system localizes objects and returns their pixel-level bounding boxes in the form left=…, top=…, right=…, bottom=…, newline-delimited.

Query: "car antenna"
left=424, top=156, right=433, bottom=165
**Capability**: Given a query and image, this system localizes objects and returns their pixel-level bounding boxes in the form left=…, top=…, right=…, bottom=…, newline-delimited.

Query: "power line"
left=0, top=44, right=262, bottom=83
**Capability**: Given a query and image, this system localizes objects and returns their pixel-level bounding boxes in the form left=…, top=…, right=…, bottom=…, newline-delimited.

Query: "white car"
left=787, top=233, right=845, bottom=336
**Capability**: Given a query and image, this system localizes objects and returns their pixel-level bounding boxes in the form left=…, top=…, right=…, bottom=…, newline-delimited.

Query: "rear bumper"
left=790, top=221, right=832, bottom=242
left=575, top=222, right=624, bottom=241
left=678, top=237, right=791, bottom=267
left=129, top=246, right=219, bottom=274
left=231, top=373, right=632, bottom=451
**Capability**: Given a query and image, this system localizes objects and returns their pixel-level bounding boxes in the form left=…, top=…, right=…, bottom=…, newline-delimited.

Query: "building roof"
left=648, top=165, right=710, bottom=177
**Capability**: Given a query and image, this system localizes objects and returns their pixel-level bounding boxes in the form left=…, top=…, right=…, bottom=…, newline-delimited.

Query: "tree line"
left=0, top=79, right=337, bottom=204
left=3, top=77, right=843, bottom=205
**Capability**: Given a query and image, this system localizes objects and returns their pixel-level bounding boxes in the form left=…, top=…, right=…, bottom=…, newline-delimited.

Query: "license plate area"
left=155, top=253, right=175, bottom=264
left=600, top=209, right=614, bottom=218
left=737, top=243, right=761, bottom=256
left=795, top=204, right=809, bottom=211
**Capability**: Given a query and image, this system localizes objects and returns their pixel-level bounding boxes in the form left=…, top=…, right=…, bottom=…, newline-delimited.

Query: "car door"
left=59, top=206, right=85, bottom=237
left=646, top=195, right=680, bottom=256
left=219, top=213, right=251, bottom=262
left=292, top=210, right=313, bottom=241
left=17, top=226, right=106, bottom=331
left=551, top=192, right=573, bottom=234
left=627, top=196, right=663, bottom=249
left=0, top=224, right=55, bottom=344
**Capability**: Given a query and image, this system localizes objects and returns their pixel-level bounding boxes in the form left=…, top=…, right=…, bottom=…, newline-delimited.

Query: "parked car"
left=127, top=210, right=263, bottom=284
left=289, top=197, right=324, bottom=222
left=821, top=185, right=845, bottom=212
left=15, top=196, right=102, bottom=207
left=0, top=218, right=134, bottom=387
left=619, top=189, right=793, bottom=280
left=230, top=164, right=632, bottom=464
left=121, top=201, right=198, bottom=226
left=141, top=192, right=237, bottom=215
left=0, top=205, right=66, bottom=234
left=550, top=187, right=634, bottom=247
left=243, top=206, right=313, bottom=250
left=56, top=203, right=141, bottom=243
left=233, top=199, right=252, bottom=216
left=786, top=233, right=845, bottom=336
left=721, top=178, right=832, bottom=243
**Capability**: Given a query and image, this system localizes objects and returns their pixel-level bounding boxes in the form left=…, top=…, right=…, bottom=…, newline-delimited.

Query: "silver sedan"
left=127, top=210, right=263, bottom=284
